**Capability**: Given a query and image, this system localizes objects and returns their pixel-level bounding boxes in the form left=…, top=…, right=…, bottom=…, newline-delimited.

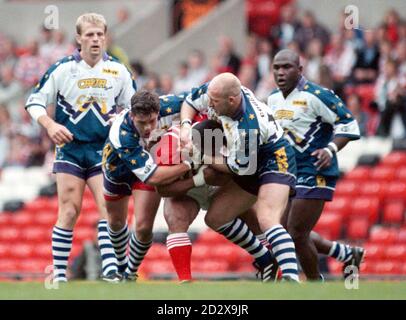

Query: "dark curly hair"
left=130, top=90, right=160, bottom=116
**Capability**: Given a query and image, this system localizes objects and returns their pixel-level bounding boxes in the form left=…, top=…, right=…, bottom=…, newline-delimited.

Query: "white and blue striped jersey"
left=267, top=76, right=360, bottom=176
left=186, top=83, right=285, bottom=175
left=25, top=49, right=136, bottom=143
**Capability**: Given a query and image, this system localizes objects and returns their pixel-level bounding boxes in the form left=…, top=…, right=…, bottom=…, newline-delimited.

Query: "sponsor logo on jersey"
left=275, top=110, right=294, bottom=120
left=292, top=100, right=307, bottom=106
left=78, top=78, right=108, bottom=89
left=102, top=68, right=119, bottom=76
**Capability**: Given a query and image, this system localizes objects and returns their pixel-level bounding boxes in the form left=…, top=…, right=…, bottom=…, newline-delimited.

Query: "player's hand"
left=183, top=144, right=203, bottom=171
left=47, top=122, right=73, bottom=145
left=107, top=113, right=117, bottom=126
left=180, top=124, right=193, bottom=151
left=311, top=148, right=332, bottom=170
left=203, top=166, right=230, bottom=186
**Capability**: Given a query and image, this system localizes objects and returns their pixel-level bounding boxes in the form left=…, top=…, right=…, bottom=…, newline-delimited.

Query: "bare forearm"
left=156, top=178, right=194, bottom=197
left=146, top=163, right=190, bottom=186
left=180, top=102, right=197, bottom=121
left=37, top=114, right=54, bottom=130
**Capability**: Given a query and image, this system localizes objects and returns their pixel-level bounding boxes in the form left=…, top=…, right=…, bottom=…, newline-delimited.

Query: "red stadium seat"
left=374, top=261, right=402, bottom=275
left=380, top=152, right=406, bottom=168
left=334, top=180, right=358, bottom=197
left=359, top=181, right=388, bottom=202
left=145, top=244, right=169, bottom=261
left=369, top=226, right=398, bottom=244
left=369, top=166, right=396, bottom=182
left=73, top=227, right=95, bottom=242
left=34, top=212, right=55, bottom=226
left=346, top=217, right=369, bottom=240
left=141, top=260, right=175, bottom=276
left=0, top=213, right=11, bottom=225
left=11, top=243, right=35, bottom=259
left=362, top=243, right=385, bottom=261
left=24, top=197, right=57, bottom=213
left=327, top=259, right=342, bottom=275
left=0, top=259, right=18, bottom=272
left=22, top=227, right=50, bottom=243
left=314, top=213, right=342, bottom=239
left=235, top=262, right=256, bottom=273
left=398, top=228, right=406, bottom=243
left=81, top=200, right=97, bottom=213
left=344, top=166, right=371, bottom=182
left=35, top=243, right=52, bottom=259
left=9, top=213, right=34, bottom=227
left=192, top=259, right=230, bottom=274
left=402, top=264, right=406, bottom=275
left=0, top=227, right=20, bottom=242
left=350, top=196, right=380, bottom=223
left=0, top=244, right=10, bottom=259
left=360, top=261, right=374, bottom=274
left=354, top=84, right=376, bottom=112
left=208, top=244, right=241, bottom=266
left=382, top=201, right=404, bottom=225
left=76, top=211, right=99, bottom=227
left=18, top=259, right=50, bottom=273
left=384, top=182, right=406, bottom=203
left=191, top=244, right=212, bottom=260
left=324, top=197, right=351, bottom=219
left=385, top=245, right=406, bottom=262
left=398, top=166, right=406, bottom=182
left=196, top=229, right=229, bottom=245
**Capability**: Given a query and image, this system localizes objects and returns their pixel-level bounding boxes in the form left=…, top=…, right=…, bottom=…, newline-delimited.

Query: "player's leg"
left=105, top=195, right=130, bottom=281
left=125, top=188, right=161, bottom=279
left=87, top=173, right=123, bottom=278
left=240, top=206, right=270, bottom=248
left=53, top=173, right=86, bottom=282
left=256, top=183, right=300, bottom=282
left=286, top=199, right=324, bottom=280
left=205, top=181, right=275, bottom=277
left=164, top=196, right=199, bottom=282
left=239, top=207, right=279, bottom=280
left=310, top=231, right=365, bottom=278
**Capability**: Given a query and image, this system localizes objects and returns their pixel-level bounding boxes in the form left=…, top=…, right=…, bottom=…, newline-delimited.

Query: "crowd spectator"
left=185, top=49, right=209, bottom=87
left=375, top=59, right=406, bottom=137
left=14, top=39, right=48, bottom=89
left=294, top=10, right=330, bottom=53
left=351, top=31, right=380, bottom=84
left=173, top=61, right=191, bottom=94
left=216, top=35, right=241, bottom=75
left=346, top=93, right=368, bottom=137
left=304, top=38, right=323, bottom=83
left=269, top=3, right=300, bottom=50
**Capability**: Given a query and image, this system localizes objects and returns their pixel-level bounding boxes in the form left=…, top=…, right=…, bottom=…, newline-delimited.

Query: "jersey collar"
left=230, top=92, right=246, bottom=121
left=72, top=49, right=110, bottom=62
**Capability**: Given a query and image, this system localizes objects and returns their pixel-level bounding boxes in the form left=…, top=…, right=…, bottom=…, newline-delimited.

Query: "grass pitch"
left=0, top=280, right=405, bottom=300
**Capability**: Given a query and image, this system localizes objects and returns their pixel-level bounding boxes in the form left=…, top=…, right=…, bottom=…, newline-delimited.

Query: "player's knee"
left=165, top=213, right=189, bottom=232
left=57, top=204, right=80, bottom=228
left=108, top=220, right=126, bottom=232
left=204, top=213, right=221, bottom=230
left=287, top=225, right=310, bottom=245
left=135, top=224, right=153, bottom=242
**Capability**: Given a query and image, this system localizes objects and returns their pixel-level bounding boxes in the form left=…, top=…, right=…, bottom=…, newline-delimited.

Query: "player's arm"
left=25, top=67, right=73, bottom=145
left=311, top=90, right=361, bottom=170
left=179, top=101, right=197, bottom=149
left=156, top=166, right=231, bottom=197
left=146, top=162, right=192, bottom=186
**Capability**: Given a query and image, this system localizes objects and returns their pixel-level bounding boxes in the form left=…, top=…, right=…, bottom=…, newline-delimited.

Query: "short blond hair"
left=76, top=13, right=107, bottom=35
